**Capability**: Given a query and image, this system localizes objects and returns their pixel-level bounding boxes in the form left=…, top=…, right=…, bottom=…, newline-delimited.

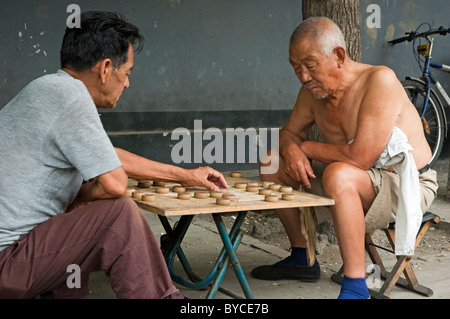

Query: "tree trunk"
left=302, top=0, right=361, bottom=62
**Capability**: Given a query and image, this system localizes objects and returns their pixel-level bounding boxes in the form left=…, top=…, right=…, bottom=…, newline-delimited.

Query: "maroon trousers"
left=0, top=196, right=180, bottom=299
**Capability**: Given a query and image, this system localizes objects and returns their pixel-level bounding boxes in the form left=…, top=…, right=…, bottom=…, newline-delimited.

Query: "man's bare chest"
left=313, top=100, right=361, bottom=144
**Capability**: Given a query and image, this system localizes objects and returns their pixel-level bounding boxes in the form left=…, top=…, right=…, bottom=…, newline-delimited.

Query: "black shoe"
left=251, top=262, right=320, bottom=282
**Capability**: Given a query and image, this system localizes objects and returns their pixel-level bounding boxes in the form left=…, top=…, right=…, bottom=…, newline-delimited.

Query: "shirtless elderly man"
left=251, top=17, right=438, bottom=299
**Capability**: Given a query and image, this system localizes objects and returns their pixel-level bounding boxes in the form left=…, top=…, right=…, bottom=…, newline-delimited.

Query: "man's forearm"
left=300, top=141, right=373, bottom=170
left=115, top=147, right=187, bottom=182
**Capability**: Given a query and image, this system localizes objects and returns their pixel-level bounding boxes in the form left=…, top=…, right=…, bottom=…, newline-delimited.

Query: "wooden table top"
left=127, top=175, right=334, bottom=217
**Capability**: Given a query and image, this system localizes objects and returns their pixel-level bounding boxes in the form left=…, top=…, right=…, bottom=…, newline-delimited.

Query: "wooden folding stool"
left=331, top=211, right=440, bottom=299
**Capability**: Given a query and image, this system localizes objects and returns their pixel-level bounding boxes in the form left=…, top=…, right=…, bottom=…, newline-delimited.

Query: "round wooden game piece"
left=230, top=172, right=242, bottom=178
left=282, top=193, right=295, bottom=201
left=246, top=185, right=259, bottom=192
left=210, top=191, right=223, bottom=198
left=280, top=186, right=293, bottom=193
left=222, top=194, right=236, bottom=202
left=264, top=194, right=279, bottom=202
left=262, top=181, right=274, bottom=189
left=142, top=193, right=156, bottom=202
left=269, top=184, right=281, bottom=191
left=132, top=191, right=145, bottom=200
left=247, top=182, right=259, bottom=187
left=194, top=191, right=209, bottom=199
left=177, top=192, right=192, bottom=200
left=234, top=182, right=247, bottom=189
left=137, top=181, right=152, bottom=188
left=153, top=181, right=166, bottom=187
left=216, top=198, right=231, bottom=206
left=172, top=186, right=186, bottom=193
left=259, top=188, right=272, bottom=195
left=125, top=188, right=135, bottom=197
left=156, top=187, right=170, bottom=194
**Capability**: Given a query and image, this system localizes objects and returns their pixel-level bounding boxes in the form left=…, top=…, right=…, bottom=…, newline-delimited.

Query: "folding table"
left=128, top=175, right=334, bottom=299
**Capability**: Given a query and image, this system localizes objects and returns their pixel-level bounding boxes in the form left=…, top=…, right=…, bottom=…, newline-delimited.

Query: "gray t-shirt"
left=0, top=70, right=122, bottom=251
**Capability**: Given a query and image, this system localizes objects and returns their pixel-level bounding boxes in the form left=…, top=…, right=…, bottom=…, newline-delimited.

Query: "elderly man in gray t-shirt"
left=0, top=11, right=227, bottom=299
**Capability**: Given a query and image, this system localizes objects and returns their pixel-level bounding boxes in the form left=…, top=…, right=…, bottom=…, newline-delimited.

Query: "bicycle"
left=389, top=24, right=450, bottom=167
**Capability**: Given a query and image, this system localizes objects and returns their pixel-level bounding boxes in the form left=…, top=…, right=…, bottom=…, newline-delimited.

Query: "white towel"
left=372, top=127, right=422, bottom=256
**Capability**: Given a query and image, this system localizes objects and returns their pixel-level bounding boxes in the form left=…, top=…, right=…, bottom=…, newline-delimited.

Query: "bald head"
left=290, top=17, right=347, bottom=57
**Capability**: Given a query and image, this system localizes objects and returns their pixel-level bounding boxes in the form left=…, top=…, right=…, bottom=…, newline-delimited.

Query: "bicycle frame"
left=427, top=63, right=450, bottom=105
left=420, top=36, right=450, bottom=118
left=391, top=25, right=449, bottom=165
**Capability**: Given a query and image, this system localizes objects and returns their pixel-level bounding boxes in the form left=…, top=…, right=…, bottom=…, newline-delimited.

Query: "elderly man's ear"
left=333, top=46, right=347, bottom=68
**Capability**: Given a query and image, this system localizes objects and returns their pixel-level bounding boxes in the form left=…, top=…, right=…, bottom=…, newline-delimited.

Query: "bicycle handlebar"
left=388, top=26, right=449, bottom=45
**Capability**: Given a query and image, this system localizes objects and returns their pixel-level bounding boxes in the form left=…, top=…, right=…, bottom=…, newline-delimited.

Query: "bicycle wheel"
left=402, top=79, right=445, bottom=167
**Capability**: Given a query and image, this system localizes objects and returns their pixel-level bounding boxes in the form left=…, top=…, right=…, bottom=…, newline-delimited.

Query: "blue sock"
left=338, top=276, right=370, bottom=299
left=276, top=247, right=318, bottom=267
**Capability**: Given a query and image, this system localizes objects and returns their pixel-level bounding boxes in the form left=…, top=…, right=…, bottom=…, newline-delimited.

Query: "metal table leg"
left=159, top=215, right=200, bottom=282
left=211, top=212, right=254, bottom=299
left=158, top=211, right=254, bottom=299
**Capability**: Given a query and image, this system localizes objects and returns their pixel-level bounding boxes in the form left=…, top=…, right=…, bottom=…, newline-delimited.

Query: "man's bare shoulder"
left=357, top=64, right=408, bottom=120
left=363, top=65, right=399, bottom=88
left=357, top=65, right=404, bottom=108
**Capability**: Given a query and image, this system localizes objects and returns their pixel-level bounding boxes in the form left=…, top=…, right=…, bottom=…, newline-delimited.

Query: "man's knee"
left=112, top=196, right=143, bottom=217
left=322, top=162, right=360, bottom=196
left=91, top=196, right=144, bottom=227
left=114, top=195, right=138, bottom=208
left=99, top=196, right=151, bottom=242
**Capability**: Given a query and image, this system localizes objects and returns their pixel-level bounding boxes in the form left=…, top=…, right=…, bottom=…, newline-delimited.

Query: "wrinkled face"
left=101, top=44, right=134, bottom=108
left=289, top=37, right=338, bottom=99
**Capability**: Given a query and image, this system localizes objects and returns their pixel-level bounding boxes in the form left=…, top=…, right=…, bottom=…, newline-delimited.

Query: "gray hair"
left=290, top=17, right=347, bottom=57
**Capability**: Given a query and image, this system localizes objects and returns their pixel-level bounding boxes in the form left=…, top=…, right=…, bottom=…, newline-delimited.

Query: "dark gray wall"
left=1, top=0, right=449, bottom=171
left=0, top=0, right=301, bottom=112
